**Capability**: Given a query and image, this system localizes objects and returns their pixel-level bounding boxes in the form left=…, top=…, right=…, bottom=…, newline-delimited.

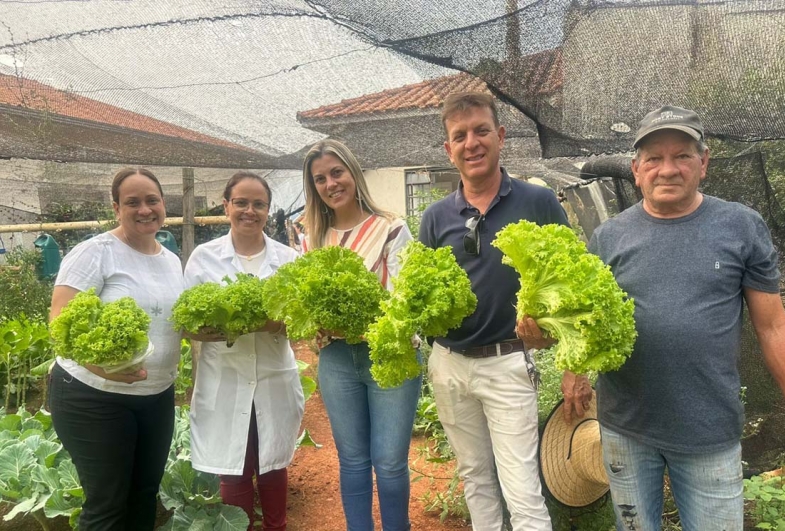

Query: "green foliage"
left=493, top=221, right=637, bottom=374
left=38, top=201, right=116, bottom=253
left=406, top=188, right=448, bottom=237
left=0, top=249, right=53, bottom=324
left=546, top=497, right=617, bottom=531
left=367, top=242, right=476, bottom=388
left=159, top=406, right=250, bottom=531
left=745, top=475, right=785, bottom=530
left=0, top=408, right=84, bottom=528
left=296, top=359, right=317, bottom=403
left=172, top=274, right=268, bottom=347
left=413, top=380, right=452, bottom=460
left=49, top=288, right=150, bottom=369
left=262, top=246, right=387, bottom=344
left=0, top=318, right=53, bottom=410
left=175, top=340, right=193, bottom=398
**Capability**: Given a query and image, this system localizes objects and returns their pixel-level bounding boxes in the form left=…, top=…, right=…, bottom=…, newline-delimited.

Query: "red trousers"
left=219, top=411, right=288, bottom=531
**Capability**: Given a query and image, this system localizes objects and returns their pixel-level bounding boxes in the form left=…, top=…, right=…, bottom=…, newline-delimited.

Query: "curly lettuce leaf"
left=171, top=274, right=267, bottom=346
left=50, top=288, right=151, bottom=366
left=492, top=220, right=636, bottom=374
left=368, top=242, right=477, bottom=388
left=262, top=246, right=387, bottom=344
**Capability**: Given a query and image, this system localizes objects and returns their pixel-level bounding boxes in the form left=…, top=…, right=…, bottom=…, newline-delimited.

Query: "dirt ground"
left=286, top=342, right=470, bottom=530
left=0, top=342, right=470, bottom=530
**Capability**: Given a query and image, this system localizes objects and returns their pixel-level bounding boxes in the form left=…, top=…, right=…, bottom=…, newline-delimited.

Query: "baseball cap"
left=633, top=105, right=704, bottom=148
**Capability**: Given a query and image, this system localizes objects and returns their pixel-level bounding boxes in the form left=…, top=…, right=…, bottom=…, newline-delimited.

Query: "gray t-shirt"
left=589, top=195, right=780, bottom=453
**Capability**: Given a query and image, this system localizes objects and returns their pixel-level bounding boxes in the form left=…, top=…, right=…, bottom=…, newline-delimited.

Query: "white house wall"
left=363, top=167, right=407, bottom=217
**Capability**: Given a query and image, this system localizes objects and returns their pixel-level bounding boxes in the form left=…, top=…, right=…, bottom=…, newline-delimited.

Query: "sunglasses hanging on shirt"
left=464, top=215, right=482, bottom=256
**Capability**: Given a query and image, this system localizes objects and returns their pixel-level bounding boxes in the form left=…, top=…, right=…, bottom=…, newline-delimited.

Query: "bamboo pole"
left=0, top=216, right=228, bottom=234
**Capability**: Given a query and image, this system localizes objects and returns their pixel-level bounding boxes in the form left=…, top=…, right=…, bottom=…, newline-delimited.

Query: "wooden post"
left=182, top=167, right=195, bottom=268
left=506, top=0, right=520, bottom=63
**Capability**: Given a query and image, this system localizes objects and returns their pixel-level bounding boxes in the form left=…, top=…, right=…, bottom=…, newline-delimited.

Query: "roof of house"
left=0, top=73, right=254, bottom=152
left=297, top=48, right=562, bottom=123
left=297, top=73, right=487, bottom=122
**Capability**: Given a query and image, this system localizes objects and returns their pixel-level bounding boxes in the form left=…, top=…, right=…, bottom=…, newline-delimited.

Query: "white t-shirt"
left=55, top=232, right=185, bottom=396
left=236, top=247, right=267, bottom=274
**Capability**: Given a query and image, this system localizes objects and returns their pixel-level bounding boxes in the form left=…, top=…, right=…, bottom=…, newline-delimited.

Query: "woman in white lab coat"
left=184, top=172, right=304, bottom=531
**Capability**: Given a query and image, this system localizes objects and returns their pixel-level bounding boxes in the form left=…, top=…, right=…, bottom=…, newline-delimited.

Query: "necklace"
left=236, top=249, right=265, bottom=261
left=333, top=212, right=373, bottom=231
left=118, top=228, right=159, bottom=254
left=230, top=232, right=265, bottom=258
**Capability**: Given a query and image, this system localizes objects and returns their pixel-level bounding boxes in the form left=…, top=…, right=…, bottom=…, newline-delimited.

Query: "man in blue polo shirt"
left=419, top=92, right=571, bottom=530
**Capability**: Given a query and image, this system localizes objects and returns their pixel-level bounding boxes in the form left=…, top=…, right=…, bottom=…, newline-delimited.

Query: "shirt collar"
left=453, top=167, right=512, bottom=213
left=219, top=232, right=282, bottom=268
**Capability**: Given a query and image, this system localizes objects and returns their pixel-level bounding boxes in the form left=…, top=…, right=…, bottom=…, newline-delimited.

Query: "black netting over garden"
left=0, top=0, right=783, bottom=167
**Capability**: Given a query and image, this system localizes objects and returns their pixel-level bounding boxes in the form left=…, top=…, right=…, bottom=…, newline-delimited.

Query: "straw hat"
left=539, top=391, right=609, bottom=507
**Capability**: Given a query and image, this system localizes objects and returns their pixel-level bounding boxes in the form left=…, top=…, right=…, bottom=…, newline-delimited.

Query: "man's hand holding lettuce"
left=367, top=242, right=477, bottom=388
left=492, top=220, right=636, bottom=374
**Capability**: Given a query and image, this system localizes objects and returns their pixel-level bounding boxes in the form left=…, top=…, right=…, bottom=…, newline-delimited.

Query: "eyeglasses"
left=231, top=198, right=269, bottom=212
left=464, top=215, right=481, bottom=256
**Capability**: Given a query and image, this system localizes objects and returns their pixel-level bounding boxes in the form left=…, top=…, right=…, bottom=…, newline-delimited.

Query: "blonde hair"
left=302, top=139, right=394, bottom=249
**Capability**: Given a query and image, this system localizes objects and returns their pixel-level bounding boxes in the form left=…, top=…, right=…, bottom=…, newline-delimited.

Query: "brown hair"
left=440, top=92, right=500, bottom=137
left=223, top=171, right=272, bottom=205
left=111, top=167, right=163, bottom=203
left=302, top=139, right=393, bottom=249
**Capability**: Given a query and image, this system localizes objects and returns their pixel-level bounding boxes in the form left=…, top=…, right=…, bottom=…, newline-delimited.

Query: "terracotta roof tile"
left=0, top=73, right=254, bottom=152
left=297, top=72, right=488, bottom=121
left=297, top=49, right=562, bottom=122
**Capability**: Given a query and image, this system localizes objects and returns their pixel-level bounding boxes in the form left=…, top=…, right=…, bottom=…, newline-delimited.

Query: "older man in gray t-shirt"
left=566, top=106, right=785, bottom=531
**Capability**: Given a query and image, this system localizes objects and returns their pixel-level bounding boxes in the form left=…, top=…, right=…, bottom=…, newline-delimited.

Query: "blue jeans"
left=318, top=340, right=422, bottom=531
left=601, top=425, right=743, bottom=531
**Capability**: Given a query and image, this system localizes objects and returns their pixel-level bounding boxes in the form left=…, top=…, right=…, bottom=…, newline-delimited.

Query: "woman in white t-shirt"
left=183, top=172, right=304, bottom=531
left=49, top=168, right=185, bottom=531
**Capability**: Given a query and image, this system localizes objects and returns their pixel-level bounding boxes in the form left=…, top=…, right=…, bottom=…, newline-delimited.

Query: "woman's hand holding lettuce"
left=262, top=246, right=387, bottom=344
left=50, top=288, right=151, bottom=374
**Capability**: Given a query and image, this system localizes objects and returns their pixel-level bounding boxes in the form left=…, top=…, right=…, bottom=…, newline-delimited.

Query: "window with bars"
left=405, top=168, right=461, bottom=218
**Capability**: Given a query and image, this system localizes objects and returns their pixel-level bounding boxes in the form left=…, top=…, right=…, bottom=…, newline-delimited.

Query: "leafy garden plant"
left=745, top=474, right=785, bottom=530
left=0, top=248, right=53, bottom=324
left=171, top=274, right=269, bottom=347
left=367, top=241, right=476, bottom=388
left=0, top=318, right=53, bottom=410
left=0, top=408, right=83, bottom=529
left=158, top=407, right=250, bottom=531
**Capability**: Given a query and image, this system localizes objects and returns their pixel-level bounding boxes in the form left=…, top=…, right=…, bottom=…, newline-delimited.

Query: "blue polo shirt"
left=418, top=168, right=569, bottom=350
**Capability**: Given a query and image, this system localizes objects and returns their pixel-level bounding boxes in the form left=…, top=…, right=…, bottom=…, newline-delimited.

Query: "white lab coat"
left=184, top=233, right=305, bottom=475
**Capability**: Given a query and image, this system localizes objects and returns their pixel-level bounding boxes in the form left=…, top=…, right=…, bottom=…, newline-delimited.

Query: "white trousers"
left=428, top=342, right=551, bottom=531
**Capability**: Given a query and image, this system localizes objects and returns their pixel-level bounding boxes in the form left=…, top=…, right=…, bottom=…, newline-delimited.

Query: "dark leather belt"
left=453, top=339, right=525, bottom=358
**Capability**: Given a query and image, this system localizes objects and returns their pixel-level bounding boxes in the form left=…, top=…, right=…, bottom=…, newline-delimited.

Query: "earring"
left=321, top=205, right=329, bottom=214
